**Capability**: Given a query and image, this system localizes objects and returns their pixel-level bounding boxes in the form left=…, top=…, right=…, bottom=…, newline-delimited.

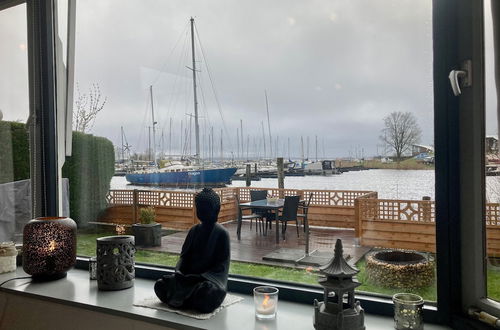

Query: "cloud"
left=0, top=0, right=459, bottom=158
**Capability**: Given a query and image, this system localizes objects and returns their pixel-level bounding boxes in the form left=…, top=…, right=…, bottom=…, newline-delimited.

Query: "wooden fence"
left=358, top=198, right=500, bottom=256
left=99, top=187, right=376, bottom=231
left=99, top=187, right=500, bottom=255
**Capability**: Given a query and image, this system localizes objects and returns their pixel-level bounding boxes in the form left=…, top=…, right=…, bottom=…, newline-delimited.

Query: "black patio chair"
left=250, top=190, right=268, bottom=232
left=297, top=192, right=313, bottom=232
left=236, top=194, right=265, bottom=234
left=277, top=195, right=300, bottom=240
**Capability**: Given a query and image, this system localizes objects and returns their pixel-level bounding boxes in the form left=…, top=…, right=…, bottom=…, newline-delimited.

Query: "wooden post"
left=422, top=196, right=431, bottom=222
left=246, top=164, right=251, bottom=187
left=354, top=198, right=361, bottom=246
left=132, top=189, right=138, bottom=223
left=277, top=157, right=284, bottom=198
left=254, top=163, right=258, bottom=174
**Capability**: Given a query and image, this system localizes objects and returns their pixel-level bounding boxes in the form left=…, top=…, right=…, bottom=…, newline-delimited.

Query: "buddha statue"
left=154, top=188, right=230, bottom=313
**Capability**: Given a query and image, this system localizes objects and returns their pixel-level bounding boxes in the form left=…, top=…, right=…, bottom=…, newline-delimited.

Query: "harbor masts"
left=121, top=126, right=125, bottom=162
left=237, top=128, right=240, bottom=160
left=307, top=136, right=310, bottom=160
left=149, top=85, right=157, bottom=166
left=189, top=17, right=200, bottom=163
left=288, top=137, right=290, bottom=160
left=169, top=118, right=172, bottom=159
left=301, top=136, right=304, bottom=162
left=240, top=120, right=244, bottom=160
left=220, top=129, right=223, bottom=162
left=315, top=135, right=318, bottom=161
left=265, top=90, right=272, bottom=159
left=261, top=121, right=266, bottom=159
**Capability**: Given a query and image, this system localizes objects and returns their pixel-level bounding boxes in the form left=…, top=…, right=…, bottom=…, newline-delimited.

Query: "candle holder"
left=96, top=235, right=135, bottom=290
left=89, top=257, right=97, bottom=280
left=393, top=293, right=424, bottom=330
left=254, top=286, right=279, bottom=320
left=23, top=217, right=77, bottom=281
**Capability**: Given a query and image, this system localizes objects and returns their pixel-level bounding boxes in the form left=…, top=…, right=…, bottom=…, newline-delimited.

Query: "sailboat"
left=126, top=18, right=237, bottom=187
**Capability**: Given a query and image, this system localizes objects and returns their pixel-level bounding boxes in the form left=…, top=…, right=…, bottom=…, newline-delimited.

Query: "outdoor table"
left=238, top=199, right=284, bottom=244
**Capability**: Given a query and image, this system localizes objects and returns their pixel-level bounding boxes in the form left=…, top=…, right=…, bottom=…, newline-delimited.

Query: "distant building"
left=486, top=135, right=498, bottom=154
left=412, top=144, right=434, bottom=156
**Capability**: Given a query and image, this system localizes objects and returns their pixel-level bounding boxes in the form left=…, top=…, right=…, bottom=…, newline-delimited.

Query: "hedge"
left=0, top=121, right=115, bottom=227
left=0, top=121, right=30, bottom=184
left=62, top=131, right=115, bottom=227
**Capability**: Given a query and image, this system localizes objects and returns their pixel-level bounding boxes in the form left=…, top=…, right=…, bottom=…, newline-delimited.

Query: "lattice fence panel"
left=359, top=199, right=435, bottom=223
left=486, top=203, right=500, bottom=226
left=106, top=190, right=134, bottom=205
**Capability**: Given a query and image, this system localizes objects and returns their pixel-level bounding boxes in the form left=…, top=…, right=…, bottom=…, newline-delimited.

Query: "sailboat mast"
left=265, top=90, right=272, bottom=159
left=121, top=126, right=124, bottom=161
left=190, top=17, right=200, bottom=162
left=150, top=85, right=157, bottom=166
left=315, top=135, right=318, bottom=161
left=220, top=129, right=223, bottom=162
left=261, top=121, right=266, bottom=159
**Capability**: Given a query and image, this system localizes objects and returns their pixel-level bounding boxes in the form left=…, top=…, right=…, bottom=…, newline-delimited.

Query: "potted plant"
left=132, top=206, right=162, bottom=247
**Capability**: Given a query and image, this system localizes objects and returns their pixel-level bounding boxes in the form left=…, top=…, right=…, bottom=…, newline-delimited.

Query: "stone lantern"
left=313, top=239, right=365, bottom=330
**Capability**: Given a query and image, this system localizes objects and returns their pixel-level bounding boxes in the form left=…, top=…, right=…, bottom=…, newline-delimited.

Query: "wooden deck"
left=143, top=221, right=371, bottom=269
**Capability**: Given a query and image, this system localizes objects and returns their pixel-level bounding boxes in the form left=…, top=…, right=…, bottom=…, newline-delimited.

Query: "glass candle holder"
left=393, top=293, right=424, bottom=330
left=254, top=286, right=279, bottom=320
left=89, top=257, right=97, bottom=280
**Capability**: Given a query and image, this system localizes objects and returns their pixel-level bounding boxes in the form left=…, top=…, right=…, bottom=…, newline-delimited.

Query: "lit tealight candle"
left=256, top=295, right=276, bottom=315
left=254, top=286, right=279, bottom=320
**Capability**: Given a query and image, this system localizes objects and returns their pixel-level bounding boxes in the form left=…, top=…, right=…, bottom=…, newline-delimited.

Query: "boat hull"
left=125, top=167, right=238, bottom=187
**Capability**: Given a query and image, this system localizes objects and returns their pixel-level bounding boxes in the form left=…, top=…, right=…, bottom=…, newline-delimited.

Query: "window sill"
left=0, top=268, right=450, bottom=330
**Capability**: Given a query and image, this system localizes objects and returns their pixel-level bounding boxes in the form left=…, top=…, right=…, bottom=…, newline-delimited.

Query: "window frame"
left=7, top=0, right=499, bottom=326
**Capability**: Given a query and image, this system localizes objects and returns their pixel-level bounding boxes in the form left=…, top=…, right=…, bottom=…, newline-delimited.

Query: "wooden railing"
left=358, top=198, right=500, bottom=255
left=100, top=187, right=377, bottom=230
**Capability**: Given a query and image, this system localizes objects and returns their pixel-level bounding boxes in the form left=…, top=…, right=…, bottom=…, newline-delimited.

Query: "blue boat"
left=126, top=167, right=237, bottom=187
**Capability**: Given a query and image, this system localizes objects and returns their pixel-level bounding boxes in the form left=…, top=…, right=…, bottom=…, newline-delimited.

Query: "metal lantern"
left=23, top=217, right=77, bottom=281
left=313, top=239, right=365, bottom=330
left=96, top=235, right=135, bottom=290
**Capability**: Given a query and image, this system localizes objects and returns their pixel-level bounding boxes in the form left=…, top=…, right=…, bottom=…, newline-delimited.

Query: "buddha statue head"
left=195, top=188, right=221, bottom=225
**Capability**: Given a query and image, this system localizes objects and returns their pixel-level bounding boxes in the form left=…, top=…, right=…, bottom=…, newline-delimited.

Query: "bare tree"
left=74, top=83, right=107, bottom=133
left=380, top=111, right=422, bottom=161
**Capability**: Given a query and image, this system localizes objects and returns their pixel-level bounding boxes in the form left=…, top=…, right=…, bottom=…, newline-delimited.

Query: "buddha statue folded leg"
left=184, top=280, right=227, bottom=313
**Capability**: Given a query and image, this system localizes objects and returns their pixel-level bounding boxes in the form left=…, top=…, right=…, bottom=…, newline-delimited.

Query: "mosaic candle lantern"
left=23, top=217, right=77, bottom=281
left=96, top=235, right=135, bottom=290
left=313, top=239, right=365, bottom=330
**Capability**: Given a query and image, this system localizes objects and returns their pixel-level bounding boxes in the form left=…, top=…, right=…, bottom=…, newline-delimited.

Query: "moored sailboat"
left=126, top=18, right=237, bottom=187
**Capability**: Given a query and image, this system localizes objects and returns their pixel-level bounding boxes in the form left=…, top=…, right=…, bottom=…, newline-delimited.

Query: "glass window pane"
left=485, top=0, right=500, bottom=302
left=71, top=0, right=435, bottom=302
left=0, top=4, right=31, bottom=244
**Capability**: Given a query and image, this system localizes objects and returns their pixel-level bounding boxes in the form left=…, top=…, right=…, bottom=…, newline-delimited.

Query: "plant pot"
left=132, top=223, right=162, bottom=247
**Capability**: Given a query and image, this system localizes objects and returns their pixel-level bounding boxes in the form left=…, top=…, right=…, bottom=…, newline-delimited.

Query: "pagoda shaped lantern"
left=313, top=239, right=365, bottom=330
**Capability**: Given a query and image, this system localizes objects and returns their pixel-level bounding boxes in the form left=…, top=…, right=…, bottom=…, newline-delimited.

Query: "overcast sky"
left=1, top=0, right=498, bottom=159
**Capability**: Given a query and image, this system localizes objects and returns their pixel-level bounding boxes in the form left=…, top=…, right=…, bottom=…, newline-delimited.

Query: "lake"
left=111, top=169, right=436, bottom=200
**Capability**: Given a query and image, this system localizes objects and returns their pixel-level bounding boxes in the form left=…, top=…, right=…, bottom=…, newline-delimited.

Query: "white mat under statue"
left=134, top=294, right=244, bottom=320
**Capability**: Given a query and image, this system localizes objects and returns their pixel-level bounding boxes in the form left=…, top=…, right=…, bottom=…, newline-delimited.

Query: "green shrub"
left=139, top=206, right=156, bottom=224
left=0, top=121, right=30, bottom=184
left=62, top=132, right=115, bottom=227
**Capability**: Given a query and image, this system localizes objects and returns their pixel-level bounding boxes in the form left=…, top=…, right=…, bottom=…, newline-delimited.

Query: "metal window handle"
left=448, top=60, right=472, bottom=96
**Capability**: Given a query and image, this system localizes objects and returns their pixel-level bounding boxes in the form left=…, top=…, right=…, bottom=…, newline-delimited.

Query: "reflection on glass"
left=70, top=0, right=435, bottom=301
left=486, top=0, right=500, bottom=303
left=0, top=4, right=30, bottom=245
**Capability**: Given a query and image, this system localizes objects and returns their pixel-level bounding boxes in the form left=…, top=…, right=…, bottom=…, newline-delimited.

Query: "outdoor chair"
left=277, top=195, right=301, bottom=240
left=297, top=192, right=313, bottom=232
left=236, top=194, right=265, bottom=234
left=249, top=190, right=268, bottom=233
